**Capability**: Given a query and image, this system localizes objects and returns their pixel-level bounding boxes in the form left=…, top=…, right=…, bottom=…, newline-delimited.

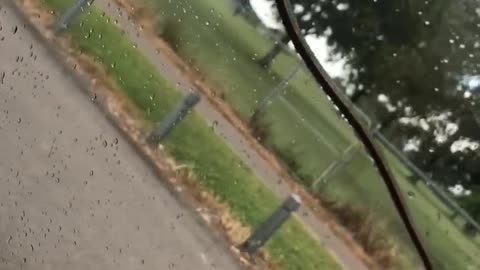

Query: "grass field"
left=139, top=0, right=480, bottom=269
left=40, top=0, right=345, bottom=269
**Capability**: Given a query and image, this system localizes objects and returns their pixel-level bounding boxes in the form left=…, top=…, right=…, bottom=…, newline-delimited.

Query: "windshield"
left=1, top=0, right=479, bottom=269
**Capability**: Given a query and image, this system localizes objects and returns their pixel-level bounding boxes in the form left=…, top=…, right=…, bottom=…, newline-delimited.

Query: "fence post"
left=53, top=0, right=92, bottom=34
left=254, top=63, right=301, bottom=114
left=311, top=143, right=359, bottom=192
left=241, top=194, right=301, bottom=254
left=147, top=92, right=201, bottom=145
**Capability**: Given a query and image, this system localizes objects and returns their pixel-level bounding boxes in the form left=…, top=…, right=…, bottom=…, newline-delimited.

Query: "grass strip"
left=139, top=1, right=480, bottom=269
left=41, top=0, right=343, bottom=269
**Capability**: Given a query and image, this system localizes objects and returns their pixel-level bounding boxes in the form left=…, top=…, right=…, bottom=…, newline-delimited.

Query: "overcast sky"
left=250, top=0, right=348, bottom=78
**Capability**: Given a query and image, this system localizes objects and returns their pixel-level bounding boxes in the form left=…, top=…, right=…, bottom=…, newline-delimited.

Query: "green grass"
left=143, top=0, right=353, bottom=181
left=41, top=0, right=343, bottom=269
left=324, top=148, right=480, bottom=269
left=140, top=0, right=480, bottom=269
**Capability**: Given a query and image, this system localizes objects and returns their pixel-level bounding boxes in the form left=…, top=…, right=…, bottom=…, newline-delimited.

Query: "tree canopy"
left=263, top=0, right=480, bottom=189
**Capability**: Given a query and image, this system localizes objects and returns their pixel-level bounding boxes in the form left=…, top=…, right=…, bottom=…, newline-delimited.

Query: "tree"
left=396, top=93, right=480, bottom=185
left=255, top=1, right=480, bottom=227
left=264, top=0, right=480, bottom=186
left=266, top=1, right=478, bottom=105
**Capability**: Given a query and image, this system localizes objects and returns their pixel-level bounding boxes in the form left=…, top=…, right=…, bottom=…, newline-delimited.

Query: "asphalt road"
left=91, top=1, right=371, bottom=270
left=0, top=2, right=242, bottom=269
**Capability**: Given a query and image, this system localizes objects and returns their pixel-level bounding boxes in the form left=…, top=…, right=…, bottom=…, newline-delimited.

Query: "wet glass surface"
left=1, top=0, right=479, bottom=269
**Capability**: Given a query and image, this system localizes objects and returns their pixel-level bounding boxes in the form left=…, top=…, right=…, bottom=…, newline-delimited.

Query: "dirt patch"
left=14, top=0, right=279, bottom=269
left=111, top=0, right=380, bottom=269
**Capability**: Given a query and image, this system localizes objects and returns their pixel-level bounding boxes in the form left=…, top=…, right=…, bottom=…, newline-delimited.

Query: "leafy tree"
left=261, top=0, right=480, bottom=189
left=262, top=0, right=478, bottom=113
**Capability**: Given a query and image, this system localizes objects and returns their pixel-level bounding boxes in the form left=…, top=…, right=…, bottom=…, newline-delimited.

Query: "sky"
left=249, top=0, right=348, bottom=78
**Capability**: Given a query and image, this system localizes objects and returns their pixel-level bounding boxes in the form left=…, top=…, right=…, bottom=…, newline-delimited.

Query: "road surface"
left=0, top=2, right=243, bottom=269
left=92, top=1, right=371, bottom=270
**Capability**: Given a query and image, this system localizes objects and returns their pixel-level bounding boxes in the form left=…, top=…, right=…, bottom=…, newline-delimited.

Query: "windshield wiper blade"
left=273, top=1, right=434, bottom=269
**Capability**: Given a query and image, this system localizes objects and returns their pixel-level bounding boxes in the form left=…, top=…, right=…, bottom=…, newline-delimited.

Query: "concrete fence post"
left=147, top=92, right=201, bottom=145
left=241, top=194, right=301, bottom=254
left=53, top=0, right=91, bottom=34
